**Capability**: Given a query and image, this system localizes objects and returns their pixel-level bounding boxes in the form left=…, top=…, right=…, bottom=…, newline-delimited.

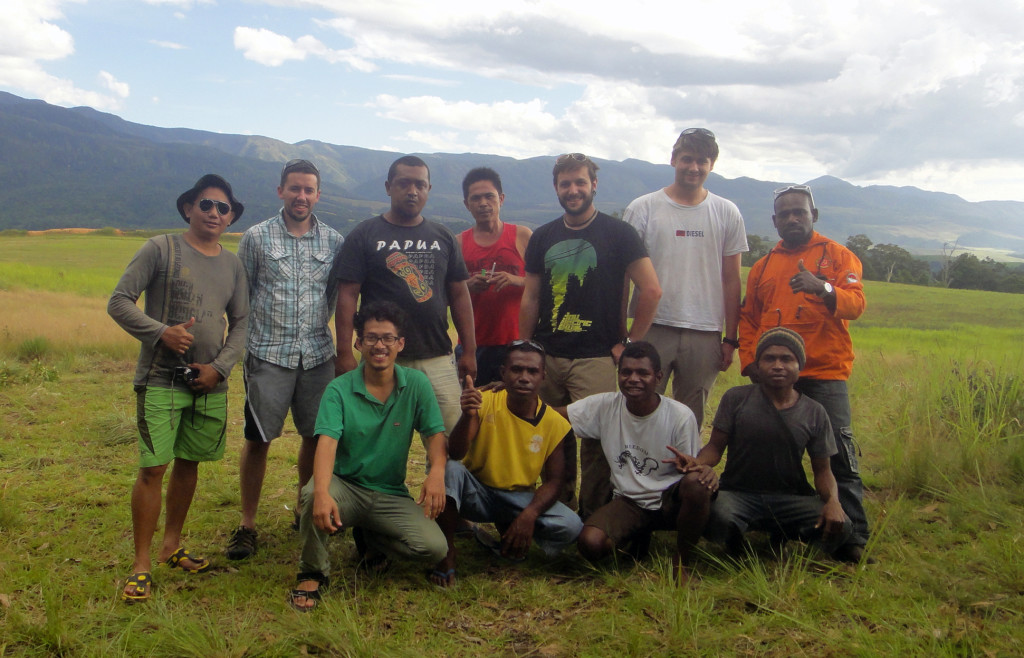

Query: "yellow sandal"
left=121, top=571, right=153, bottom=603
left=164, top=547, right=211, bottom=573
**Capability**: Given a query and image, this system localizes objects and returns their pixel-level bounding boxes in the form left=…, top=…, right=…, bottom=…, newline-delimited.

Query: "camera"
left=174, top=365, right=199, bottom=384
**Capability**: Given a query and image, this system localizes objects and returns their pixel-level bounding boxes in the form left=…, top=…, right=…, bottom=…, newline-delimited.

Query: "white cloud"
left=98, top=71, right=129, bottom=98
left=0, top=1, right=126, bottom=110
left=233, top=26, right=376, bottom=71
left=143, top=0, right=211, bottom=6
left=290, top=0, right=1024, bottom=200
left=381, top=74, right=460, bottom=87
left=0, top=1, right=74, bottom=61
left=150, top=40, right=186, bottom=50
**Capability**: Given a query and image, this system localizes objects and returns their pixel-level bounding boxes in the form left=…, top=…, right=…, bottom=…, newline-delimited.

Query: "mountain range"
left=2, top=91, right=1022, bottom=253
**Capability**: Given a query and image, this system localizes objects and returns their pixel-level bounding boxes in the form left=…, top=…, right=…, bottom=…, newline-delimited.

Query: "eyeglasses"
left=362, top=333, right=399, bottom=346
left=508, top=339, right=545, bottom=354
left=773, top=184, right=815, bottom=206
left=283, top=158, right=320, bottom=174
left=680, top=127, right=716, bottom=139
left=556, top=153, right=589, bottom=164
left=198, top=198, right=232, bottom=215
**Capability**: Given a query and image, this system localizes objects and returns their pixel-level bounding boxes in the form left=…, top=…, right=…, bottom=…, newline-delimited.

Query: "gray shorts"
left=243, top=354, right=335, bottom=442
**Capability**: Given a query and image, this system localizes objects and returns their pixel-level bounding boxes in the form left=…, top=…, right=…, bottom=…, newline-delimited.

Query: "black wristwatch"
left=621, top=337, right=633, bottom=347
left=817, top=282, right=835, bottom=298
left=722, top=337, right=740, bottom=349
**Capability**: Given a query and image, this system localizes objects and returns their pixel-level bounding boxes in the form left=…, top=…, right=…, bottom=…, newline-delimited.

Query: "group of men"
left=109, top=127, right=870, bottom=605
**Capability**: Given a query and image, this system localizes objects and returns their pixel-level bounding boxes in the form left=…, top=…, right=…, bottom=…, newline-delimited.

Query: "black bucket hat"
left=176, top=174, right=244, bottom=225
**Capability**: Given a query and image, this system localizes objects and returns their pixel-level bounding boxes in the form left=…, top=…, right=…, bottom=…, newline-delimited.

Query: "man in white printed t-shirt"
left=623, top=128, right=748, bottom=428
left=567, top=341, right=711, bottom=584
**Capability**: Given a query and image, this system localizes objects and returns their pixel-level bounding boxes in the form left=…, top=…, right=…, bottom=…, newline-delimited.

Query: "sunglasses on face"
left=198, top=198, right=232, bottom=215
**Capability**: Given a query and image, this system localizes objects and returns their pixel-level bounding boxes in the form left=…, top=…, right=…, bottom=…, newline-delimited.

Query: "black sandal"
left=289, top=572, right=329, bottom=612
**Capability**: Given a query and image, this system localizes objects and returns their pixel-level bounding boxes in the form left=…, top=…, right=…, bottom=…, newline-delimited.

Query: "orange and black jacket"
left=739, top=231, right=865, bottom=380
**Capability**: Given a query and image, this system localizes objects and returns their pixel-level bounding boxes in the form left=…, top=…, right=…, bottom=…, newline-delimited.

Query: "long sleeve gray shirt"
left=108, top=234, right=249, bottom=393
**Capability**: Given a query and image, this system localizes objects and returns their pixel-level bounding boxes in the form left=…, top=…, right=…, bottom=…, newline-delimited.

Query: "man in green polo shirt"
left=289, top=301, right=448, bottom=611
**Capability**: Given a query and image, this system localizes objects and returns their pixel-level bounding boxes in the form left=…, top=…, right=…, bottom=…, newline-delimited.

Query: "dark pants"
left=795, top=378, right=869, bottom=546
left=705, top=490, right=854, bottom=555
left=454, top=344, right=507, bottom=388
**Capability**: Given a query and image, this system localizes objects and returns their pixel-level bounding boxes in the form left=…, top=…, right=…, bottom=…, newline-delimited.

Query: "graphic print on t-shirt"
left=543, top=239, right=597, bottom=333
left=385, top=251, right=433, bottom=303
left=616, top=447, right=660, bottom=476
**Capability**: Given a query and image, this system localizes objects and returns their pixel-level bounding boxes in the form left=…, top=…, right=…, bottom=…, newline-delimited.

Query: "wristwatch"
left=621, top=337, right=633, bottom=347
left=722, top=337, right=740, bottom=349
left=817, top=282, right=835, bottom=298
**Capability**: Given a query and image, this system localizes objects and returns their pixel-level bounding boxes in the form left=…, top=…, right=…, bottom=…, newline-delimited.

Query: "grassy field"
left=1, top=233, right=1023, bottom=656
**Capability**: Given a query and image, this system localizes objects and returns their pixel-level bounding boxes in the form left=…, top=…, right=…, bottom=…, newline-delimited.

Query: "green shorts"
left=135, top=386, right=228, bottom=468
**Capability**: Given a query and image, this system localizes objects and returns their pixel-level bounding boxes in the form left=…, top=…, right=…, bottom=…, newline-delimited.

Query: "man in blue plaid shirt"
left=226, top=159, right=345, bottom=560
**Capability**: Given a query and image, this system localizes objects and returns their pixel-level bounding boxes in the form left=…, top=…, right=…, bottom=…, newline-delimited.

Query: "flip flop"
left=121, top=571, right=153, bottom=603
left=164, top=547, right=211, bottom=574
left=427, top=567, right=457, bottom=589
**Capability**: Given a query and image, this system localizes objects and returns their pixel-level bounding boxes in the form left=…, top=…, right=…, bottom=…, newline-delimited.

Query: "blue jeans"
left=444, top=461, right=583, bottom=556
left=795, top=378, right=869, bottom=546
left=706, top=490, right=854, bottom=555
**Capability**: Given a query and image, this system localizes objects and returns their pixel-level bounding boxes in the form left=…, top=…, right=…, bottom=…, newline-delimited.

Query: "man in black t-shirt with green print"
left=519, top=152, right=662, bottom=519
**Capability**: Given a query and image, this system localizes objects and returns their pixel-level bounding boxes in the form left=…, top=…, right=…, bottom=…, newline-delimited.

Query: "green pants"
left=298, top=476, right=447, bottom=576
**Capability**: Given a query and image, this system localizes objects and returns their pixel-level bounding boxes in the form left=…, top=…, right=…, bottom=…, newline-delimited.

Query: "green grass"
left=2, top=235, right=1024, bottom=655
left=0, top=233, right=240, bottom=298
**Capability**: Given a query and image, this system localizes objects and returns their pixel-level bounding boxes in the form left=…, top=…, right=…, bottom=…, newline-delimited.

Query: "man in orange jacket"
left=738, top=184, right=869, bottom=562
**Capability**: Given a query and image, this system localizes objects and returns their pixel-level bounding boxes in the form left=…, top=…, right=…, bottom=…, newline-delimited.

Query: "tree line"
left=743, top=234, right=1024, bottom=294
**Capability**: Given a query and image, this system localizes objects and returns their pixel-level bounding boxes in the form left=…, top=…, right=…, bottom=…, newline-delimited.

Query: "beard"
left=558, top=188, right=596, bottom=217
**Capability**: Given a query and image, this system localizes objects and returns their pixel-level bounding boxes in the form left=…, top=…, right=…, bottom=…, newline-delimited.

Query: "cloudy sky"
left=4, top=0, right=1024, bottom=202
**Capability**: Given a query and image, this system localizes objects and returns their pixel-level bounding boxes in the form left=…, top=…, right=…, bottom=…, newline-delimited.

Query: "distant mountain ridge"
left=2, top=91, right=1022, bottom=251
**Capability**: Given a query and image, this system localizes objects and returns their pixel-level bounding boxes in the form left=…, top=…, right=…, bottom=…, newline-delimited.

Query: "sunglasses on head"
left=680, top=127, right=715, bottom=139
left=508, top=338, right=545, bottom=354
left=198, top=198, right=232, bottom=215
left=284, top=158, right=320, bottom=174
left=556, top=153, right=589, bottom=164
left=773, top=184, right=815, bottom=205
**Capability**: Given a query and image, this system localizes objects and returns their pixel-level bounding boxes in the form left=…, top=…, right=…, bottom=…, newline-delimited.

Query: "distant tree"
left=870, top=243, right=931, bottom=284
left=743, top=234, right=773, bottom=267
left=846, top=234, right=873, bottom=260
left=948, top=253, right=996, bottom=290
left=938, top=240, right=961, bottom=287
left=845, top=234, right=877, bottom=280
left=998, top=269, right=1024, bottom=294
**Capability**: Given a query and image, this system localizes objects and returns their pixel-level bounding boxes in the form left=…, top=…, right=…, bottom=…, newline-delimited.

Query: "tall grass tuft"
left=866, top=354, right=1024, bottom=492
left=15, top=336, right=51, bottom=362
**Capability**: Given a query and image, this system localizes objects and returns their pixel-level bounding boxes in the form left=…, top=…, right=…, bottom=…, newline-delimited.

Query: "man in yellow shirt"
left=430, top=340, right=583, bottom=587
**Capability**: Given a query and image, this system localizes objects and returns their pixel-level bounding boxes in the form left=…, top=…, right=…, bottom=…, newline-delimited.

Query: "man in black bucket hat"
left=109, top=173, right=249, bottom=602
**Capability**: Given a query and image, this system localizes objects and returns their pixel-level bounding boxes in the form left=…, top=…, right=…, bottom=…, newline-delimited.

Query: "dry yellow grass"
left=0, top=288, right=134, bottom=356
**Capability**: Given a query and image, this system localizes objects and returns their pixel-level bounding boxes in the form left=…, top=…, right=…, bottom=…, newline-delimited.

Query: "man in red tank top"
left=457, top=168, right=533, bottom=385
